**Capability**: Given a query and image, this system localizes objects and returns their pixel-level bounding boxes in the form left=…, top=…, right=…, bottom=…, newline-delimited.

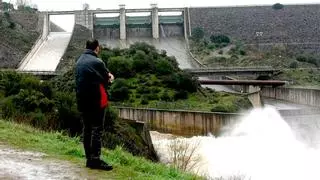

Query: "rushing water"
left=151, top=107, right=320, bottom=180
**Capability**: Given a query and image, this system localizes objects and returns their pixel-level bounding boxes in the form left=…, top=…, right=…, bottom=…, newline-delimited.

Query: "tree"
left=191, top=27, right=205, bottom=41
left=83, top=3, right=89, bottom=10
left=272, top=3, right=284, bottom=10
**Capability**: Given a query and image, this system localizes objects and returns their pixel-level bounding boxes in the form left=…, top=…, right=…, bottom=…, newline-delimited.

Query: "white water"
left=152, top=107, right=320, bottom=180
left=19, top=32, right=72, bottom=71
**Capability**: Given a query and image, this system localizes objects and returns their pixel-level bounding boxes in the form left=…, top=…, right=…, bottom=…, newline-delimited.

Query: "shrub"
left=272, top=3, right=284, bottom=10
left=130, top=42, right=156, bottom=55
left=109, top=78, right=130, bottom=101
left=132, top=51, right=153, bottom=73
left=108, top=56, right=134, bottom=78
left=9, top=22, right=16, bottom=29
left=162, top=72, right=199, bottom=93
left=160, top=91, right=172, bottom=101
left=211, top=103, right=237, bottom=113
left=191, top=27, right=205, bottom=41
left=155, top=59, right=175, bottom=75
left=174, top=90, right=188, bottom=100
left=140, top=96, right=149, bottom=105
left=296, top=54, right=319, bottom=67
left=210, top=35, right=231, bottom=44
left=100, top=50, right=114, bottom=65
left=239, top=50, right=246, bottom=56
left=289, top=61, right=298, bottom=69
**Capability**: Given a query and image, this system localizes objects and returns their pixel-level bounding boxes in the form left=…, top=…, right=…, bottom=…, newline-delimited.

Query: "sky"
left=4, top=0, right=320, bottom=11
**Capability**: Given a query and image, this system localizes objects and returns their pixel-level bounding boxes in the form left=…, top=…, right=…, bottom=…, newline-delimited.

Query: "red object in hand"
left=99, top=84, right=108, bottom=108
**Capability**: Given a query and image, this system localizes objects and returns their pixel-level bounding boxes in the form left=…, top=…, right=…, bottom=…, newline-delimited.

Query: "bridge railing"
left=183, top=66, right=275, bottom=71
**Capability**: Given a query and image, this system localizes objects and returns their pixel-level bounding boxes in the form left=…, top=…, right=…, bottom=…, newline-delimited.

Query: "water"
left=160, top=24, right=166, bottom=38
left=19, top=32, right=72, bottom=71
left=151, top=107, right=320, bottom=180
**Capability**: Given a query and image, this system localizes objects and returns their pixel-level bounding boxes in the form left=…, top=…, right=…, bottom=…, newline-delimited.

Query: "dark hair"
left=86, top=39, right=99, bottom=51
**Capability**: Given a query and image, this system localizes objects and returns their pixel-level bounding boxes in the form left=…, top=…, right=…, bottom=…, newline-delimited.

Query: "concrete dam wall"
left=189, top=5, right=320, bottom=53
left=94, top=24, right=183, bottom=40
left=117, top=107, right=241, bottom=136
left=261, top=87, right=320, bottom=107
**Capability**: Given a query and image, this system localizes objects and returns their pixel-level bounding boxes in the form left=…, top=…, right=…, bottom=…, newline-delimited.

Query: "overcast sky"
left=3, top=0, right=320, bottom=11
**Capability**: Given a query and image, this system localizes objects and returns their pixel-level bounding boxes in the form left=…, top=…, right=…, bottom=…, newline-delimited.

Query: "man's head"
left=86, top=39, right=101, bottom=55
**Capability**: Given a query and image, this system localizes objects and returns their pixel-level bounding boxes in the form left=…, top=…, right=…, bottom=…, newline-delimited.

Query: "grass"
left=0, top=119, right=202, bottom=180
left=112, top=87, right=252, bottom=112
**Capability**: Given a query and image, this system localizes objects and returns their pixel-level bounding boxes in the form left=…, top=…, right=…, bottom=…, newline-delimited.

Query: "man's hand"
left=108, top=73, right=114, bottom=83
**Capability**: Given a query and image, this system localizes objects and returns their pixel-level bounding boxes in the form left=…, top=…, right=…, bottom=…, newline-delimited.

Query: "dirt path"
left=0, top=145, right=97, bottom=180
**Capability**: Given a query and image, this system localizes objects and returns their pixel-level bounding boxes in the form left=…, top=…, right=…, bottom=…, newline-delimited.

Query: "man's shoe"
left=86, top=159, right=113, bottom=171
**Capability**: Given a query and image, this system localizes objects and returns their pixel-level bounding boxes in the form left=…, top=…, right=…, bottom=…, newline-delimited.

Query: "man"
left=75, top=39, right=114, bottom=170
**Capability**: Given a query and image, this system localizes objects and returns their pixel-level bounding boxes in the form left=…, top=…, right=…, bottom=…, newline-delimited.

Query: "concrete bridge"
left=41, top=4, right=189, bottom=40
left=184, top=67, right=281, bottom=77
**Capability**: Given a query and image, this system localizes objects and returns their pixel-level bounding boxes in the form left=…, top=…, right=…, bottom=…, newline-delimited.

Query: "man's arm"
left=94, top=59, right=113, bottom=85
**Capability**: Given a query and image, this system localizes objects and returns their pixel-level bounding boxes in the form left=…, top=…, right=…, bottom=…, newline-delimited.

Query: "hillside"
left=0, top=11, right=40, bottom=68
left=189, top=35, right=320, bottom=87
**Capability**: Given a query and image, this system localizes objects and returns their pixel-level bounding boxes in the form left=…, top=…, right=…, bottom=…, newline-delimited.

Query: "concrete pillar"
left=183, top=9, right=187, bottom=40
left=119, top=4, right=126, bottom=40
left=151, top=4, right=159, bottom=39
left=75, top=10, right=94, bottom=31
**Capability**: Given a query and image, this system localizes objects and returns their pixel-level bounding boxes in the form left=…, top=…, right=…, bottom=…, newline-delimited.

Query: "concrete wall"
left=75, top=10, right=94, bottom=31
left=94, top=27, right=120, bottom=39
left=18, top=13, right=47, bottom=70
left=117, top=107, right=242, bottom=136
left=159, top=24, right=184, bottom=37
left=127, top=28, right=152, bottom=38
left=189, top=5, right=320, bottom=53
left=261, top=87, right=320, bottom=107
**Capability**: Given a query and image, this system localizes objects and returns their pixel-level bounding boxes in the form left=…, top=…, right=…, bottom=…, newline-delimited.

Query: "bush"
left=160, top=91, right=173, bottom=101
left=210, top=35, right=231, bottom=44
left=140, top=96, right=149, bottom=105
left=155, top=59, right=175, bottom=75
left=211, top=103, right=237, bottom=113
left=132, top=51, right=153, bottom=73
left=191, top=27, right=205, bottom=41
left=100, top=50, right=115, bottom=65
left=109, top=78, right=130, bottom=101
left=289, top=61, right=298, bottom=69
left=9, top=22, right=16, bottom=29
left=239, top=50, right=246, bottom=56
left=162, top=72, right=198, bottom=93
left=272, top=3, right=284, bottom=10
left=108, top=56, right=134, bottom=78
left=174, top=90, right=188, bottom=100
left=296, top=54, right=319, bottom=67
left=130, top=42, right=156, bottom=55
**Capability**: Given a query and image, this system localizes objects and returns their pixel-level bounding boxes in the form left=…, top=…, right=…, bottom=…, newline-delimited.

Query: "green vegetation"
left=189, top=33, right=320, bottom=87
left=191, top=27, right=205, bottom=41
left=0, top=11, right=39, bottom=68
left=0, top=42, right=251, bottom=160
left=272, top=3, right=284, bottom=10
left=0, top=71, right=158, bottom=160
left=0, top=120, right=201, bottom=180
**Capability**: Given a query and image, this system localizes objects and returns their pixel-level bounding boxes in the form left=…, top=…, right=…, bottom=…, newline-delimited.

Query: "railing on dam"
left=184, top=66, right=281, bottom=76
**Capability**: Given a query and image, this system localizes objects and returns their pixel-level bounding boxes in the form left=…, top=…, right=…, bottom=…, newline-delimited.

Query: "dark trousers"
left=82, top=108, right=105, bottom=160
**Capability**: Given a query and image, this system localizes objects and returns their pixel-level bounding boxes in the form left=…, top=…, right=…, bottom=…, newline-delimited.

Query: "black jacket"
left=75, top=49, right=109, bottom=112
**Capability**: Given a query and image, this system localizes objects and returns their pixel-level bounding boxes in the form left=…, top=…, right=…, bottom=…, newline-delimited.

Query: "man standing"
left=75, top=39, right=114, bottom=170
